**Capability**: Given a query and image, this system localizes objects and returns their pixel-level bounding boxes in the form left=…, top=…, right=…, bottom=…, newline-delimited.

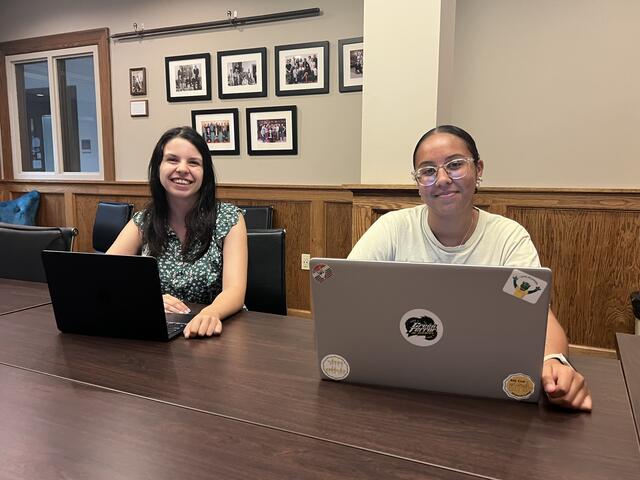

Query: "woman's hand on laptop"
left=163, top=294, right=191, bottom=314
left=542, top=361, right=592, bottom=411
left=183, top=310, right=222, bottom=338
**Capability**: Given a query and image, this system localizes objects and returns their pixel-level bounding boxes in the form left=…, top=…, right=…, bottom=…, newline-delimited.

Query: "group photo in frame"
left=217, top=47, right=267, bottom=99
left=274, top=41, right=329, bottom=96
left=191, top=108, right=240, bottom=156
left=246, top=105, right=297, bottom=155
left=129, top=67, right=146, bottom=96
left=165, top=53, right=211, bottom=102
left=338, top=37, right=363, bottom=92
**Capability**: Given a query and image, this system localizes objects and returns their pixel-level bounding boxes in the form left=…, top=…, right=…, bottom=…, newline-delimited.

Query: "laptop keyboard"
left=166, top=321, right=186, bottom=335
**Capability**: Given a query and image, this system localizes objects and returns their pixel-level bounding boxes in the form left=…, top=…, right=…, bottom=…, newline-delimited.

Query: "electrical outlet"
left=301, top=253, right=310, bottom=270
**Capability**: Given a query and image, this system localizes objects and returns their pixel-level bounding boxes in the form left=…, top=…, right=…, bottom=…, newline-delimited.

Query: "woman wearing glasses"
left=348, top=125, right=591, bottom=411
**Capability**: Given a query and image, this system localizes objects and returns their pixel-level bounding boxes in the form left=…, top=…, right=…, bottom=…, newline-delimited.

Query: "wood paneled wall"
left=2, top=180, right=639, bottom=350
left=0, top=181, right=352, bottom=317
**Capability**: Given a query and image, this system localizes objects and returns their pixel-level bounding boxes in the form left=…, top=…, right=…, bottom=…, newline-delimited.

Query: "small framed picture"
left=164, top=53, right=211, bottom=102
left=191, top=108, right=240, bottom=156
left=275, top=41, right=329, bottom=96
left=338, top=37, right=363, bottom=92
left=130, top=100, right=148, bottom=117
left=217, top=47, right=267, bottom=99
left=129, top=67, right=147, bottom=96
left=246, top=105, right=297, bottom=155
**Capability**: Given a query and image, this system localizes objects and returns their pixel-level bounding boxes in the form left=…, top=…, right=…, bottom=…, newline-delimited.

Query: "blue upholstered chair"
left=0, top=190, right=40, bottom=225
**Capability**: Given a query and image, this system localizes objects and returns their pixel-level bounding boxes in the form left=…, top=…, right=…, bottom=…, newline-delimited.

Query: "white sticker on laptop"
left=312, top=264, right=333, bottom=283
left=320, top=354, right=350, bottom=380
left=503, top=269, right=547, bottom=304
left=399, top=309, right=443, bottom=347
left=502, top=373, right=535, bottom=400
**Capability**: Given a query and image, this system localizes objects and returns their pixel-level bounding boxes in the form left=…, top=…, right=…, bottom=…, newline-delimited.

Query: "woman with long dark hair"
left=349, top=125, right=591, bottom=411
left=108, top=126, right=247, bottom=338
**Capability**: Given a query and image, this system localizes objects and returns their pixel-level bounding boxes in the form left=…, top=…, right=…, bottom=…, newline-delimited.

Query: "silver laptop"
left=310, top=258, right=551, bottom=403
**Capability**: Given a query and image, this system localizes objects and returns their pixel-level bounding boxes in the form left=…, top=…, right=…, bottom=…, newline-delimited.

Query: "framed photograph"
left=129, top=67, right=146, bottom=96
left=338, top=37, right=363, bottom=92
left=191, top=108, right=240, bottom=156
left=217, top=47, right=267, bottom=99
left=246, top=105, right=297, bottom=155
left=164, top=53, right=211, bottom=102
left=130, top=100, right=148, bottom=117
left=275, top=41, right=329, bottom=96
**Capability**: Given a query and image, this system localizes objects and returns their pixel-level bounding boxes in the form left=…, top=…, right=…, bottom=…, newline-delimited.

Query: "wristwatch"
left=544, top=353, right=574, bottom=370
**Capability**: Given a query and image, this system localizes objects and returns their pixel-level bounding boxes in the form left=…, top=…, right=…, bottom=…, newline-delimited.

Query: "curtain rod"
left=111, top=8, right=322, bottom=41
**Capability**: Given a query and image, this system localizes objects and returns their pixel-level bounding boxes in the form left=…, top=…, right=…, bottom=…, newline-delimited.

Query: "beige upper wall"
left=452, top=0, right=640, bottom=188
left=1, top=0, right=363, bottom=184
left=3, top=0, right=640, bottom=188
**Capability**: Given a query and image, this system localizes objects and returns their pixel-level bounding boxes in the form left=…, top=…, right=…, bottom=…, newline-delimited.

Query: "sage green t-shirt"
left=348, top=205, right=541, bottom=268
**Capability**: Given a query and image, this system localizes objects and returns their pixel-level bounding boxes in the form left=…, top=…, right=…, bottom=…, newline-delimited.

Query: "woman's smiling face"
left=414, top=132, right=483, bottom=219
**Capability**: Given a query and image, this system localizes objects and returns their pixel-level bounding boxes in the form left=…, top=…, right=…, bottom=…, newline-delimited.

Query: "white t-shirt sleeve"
left=347, top=214, right=396, bottom=261
left=501, top=226, right=541, bottom=268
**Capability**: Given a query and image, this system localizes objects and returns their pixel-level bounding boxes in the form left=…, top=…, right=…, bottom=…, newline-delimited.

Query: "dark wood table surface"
left=0, top=305, right=638, bottom=479
left=0, top=278, right=50, bottom=315
left=1, top=364, right=470, bottom=480
left=616, top=332, right=640, bottom=444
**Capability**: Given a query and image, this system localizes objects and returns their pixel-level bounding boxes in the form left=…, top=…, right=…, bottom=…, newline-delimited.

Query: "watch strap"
left=544, top=353, right=575, bottom=370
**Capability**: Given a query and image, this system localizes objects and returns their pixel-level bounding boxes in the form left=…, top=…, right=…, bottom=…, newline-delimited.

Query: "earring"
left=476, top=177, right=483, bottom=188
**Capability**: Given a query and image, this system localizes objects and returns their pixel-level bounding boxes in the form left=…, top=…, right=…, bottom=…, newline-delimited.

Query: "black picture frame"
left=129, top=67, right=146, bottom=96
left=274, top=41, right=329, bottom=96
left=246, top=105, right=297, bottom=155
left=164, top=53, right=212, bottom=102
left=191, top=108, right=240, bottom=156
left=130, top=100, right=148, bottom=117
left=338, top=37, right=363, bottom=93
left=217, top=47, right=267, bottom=99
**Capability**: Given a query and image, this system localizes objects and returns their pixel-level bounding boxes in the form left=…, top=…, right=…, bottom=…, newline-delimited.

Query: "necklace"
left=456, top=209, right=477, bottom=248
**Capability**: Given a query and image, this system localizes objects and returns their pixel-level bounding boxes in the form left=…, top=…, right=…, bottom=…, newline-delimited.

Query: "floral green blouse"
left=133, top=202, right=241, bottom=304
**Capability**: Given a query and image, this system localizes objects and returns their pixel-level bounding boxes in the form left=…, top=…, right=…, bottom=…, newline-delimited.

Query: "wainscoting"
left=2, top=180, right=639, bottom=351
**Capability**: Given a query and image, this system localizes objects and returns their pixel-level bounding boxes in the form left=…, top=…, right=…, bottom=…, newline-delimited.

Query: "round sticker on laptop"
left=399, top=309, right=444, bottom=347
left=320, top=354, right=350, bottom=380
left=502, top=373, right=535, bottom=400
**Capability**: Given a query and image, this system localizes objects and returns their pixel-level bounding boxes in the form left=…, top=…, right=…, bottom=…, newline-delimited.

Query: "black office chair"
left=0, top=222, right=78, bottom=282
left=246, top=229, right=287, bottom=315
left=92, top=201, right=134, bottom=253
left=238, top=205, right=273, bottom=230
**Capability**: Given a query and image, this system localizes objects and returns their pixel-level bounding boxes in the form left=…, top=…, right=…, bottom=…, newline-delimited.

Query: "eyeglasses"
left=411, top=157, right=474, bottom=187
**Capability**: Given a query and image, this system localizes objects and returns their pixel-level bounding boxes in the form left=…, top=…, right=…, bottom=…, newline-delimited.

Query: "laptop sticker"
left=502, top=373, right=535, bottom=400
left=502, top=269, right=548, bottom=304
left=321, top=354, right=350, bottom=380
left=312, top=264, right=334, bottom=283
left=399, top=309, right=444, bottom=347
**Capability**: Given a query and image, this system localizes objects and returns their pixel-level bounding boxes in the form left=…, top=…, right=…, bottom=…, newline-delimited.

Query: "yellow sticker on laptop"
left=502, top=373, right=535, bottom=400
left=503, top=269, right=547, bottom=304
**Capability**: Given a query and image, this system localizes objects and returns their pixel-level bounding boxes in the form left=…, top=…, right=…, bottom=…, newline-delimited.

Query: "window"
left=0, top=29, right=114, bottom=181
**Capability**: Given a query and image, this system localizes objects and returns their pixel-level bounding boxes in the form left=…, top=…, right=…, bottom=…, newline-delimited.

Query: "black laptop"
left=42, top=250, right=197, bottom=341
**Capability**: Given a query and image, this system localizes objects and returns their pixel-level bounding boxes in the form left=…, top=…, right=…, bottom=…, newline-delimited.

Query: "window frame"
left=7, top=46, right=104, bottom=180
left=0, top=28, right=114, bottom=181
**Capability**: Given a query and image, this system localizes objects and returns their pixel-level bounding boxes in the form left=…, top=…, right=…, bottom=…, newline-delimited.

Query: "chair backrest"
left=246, top=229, right=287, bottom=315
left=0, top=222, right=78, bottom=282
left=238, top=205, right=273, bottom=230
left=92, top=202, right=134, bottom=253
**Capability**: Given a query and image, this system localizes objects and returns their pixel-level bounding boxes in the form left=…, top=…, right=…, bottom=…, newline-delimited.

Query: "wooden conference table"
left=0, top=285, right=639, bottom=479
left=0, top=277, right=50, bottom=315
left=617, top=332, right=640, bottom=445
